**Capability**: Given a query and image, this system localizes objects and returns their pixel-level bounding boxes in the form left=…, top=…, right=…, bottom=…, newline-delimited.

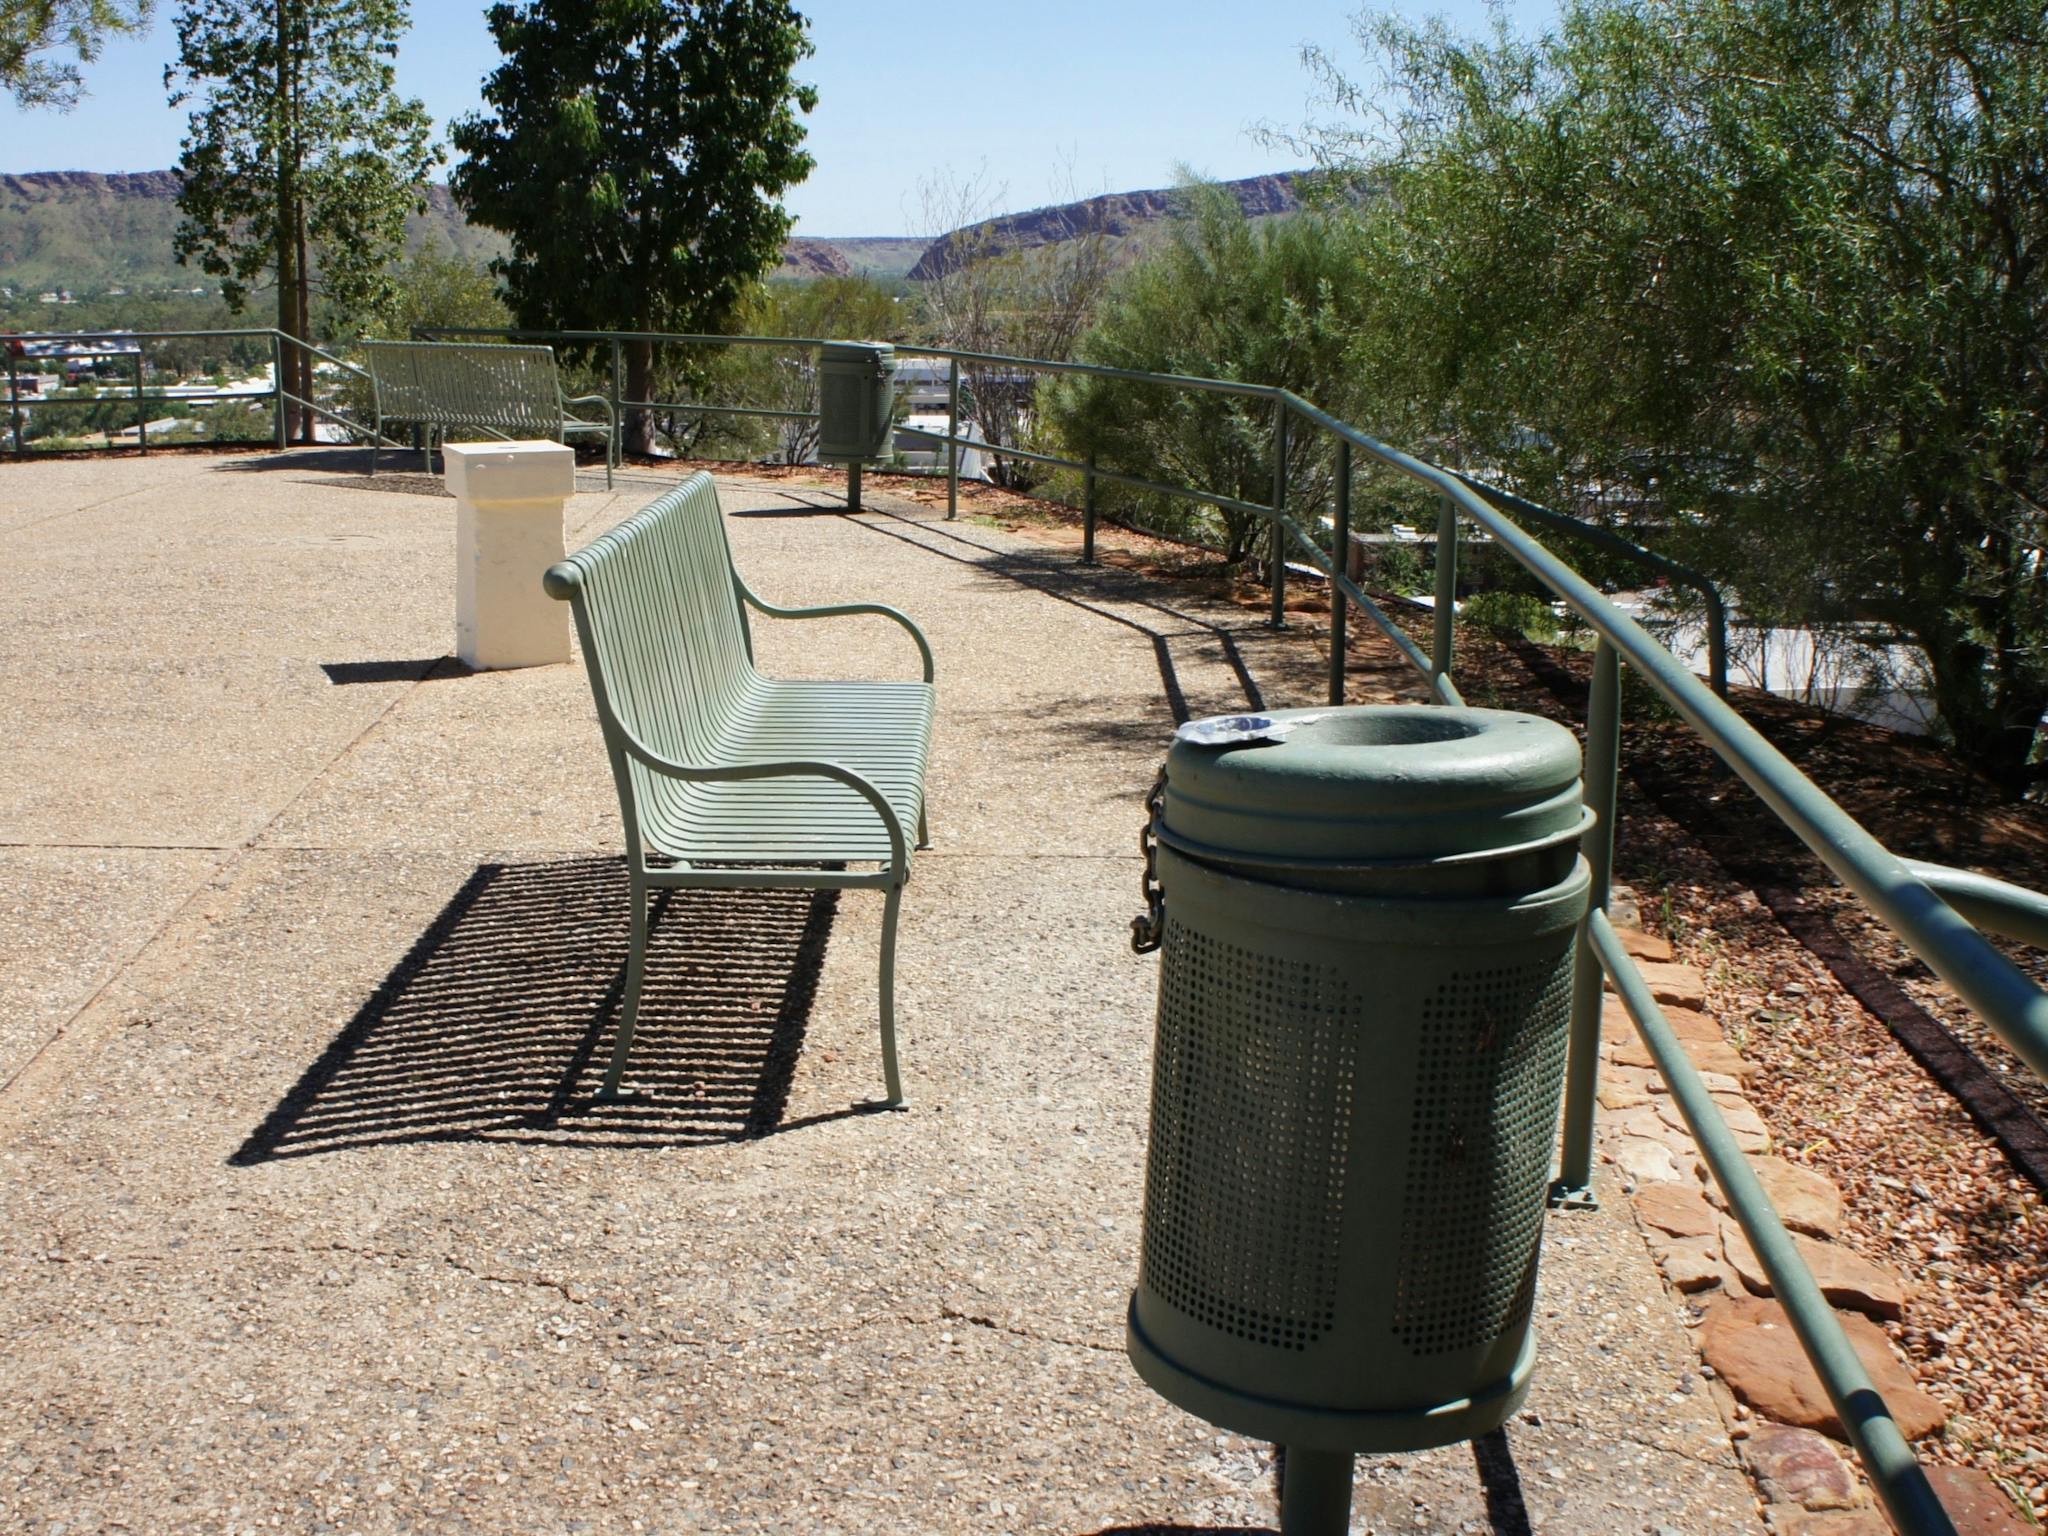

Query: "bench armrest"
left=611, top=729, right=909, bottom=874
left=736, top=582, right=936, bottom=683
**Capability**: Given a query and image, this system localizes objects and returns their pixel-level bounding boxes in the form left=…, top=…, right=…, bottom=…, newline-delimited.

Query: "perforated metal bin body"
left=818, top=340, right=897, bottom=461
left=1127, top=706, right=1590, bottom=1454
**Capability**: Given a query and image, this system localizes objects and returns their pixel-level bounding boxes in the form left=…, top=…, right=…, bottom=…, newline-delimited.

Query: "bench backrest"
left=545, top=472, right=756, bottom=813
left=365, top=340, right=564, bottom=438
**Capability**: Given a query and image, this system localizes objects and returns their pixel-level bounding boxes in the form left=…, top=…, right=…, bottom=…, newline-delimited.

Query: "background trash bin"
left=1126, top=705, right=1591, bottom=1533
left=818, top=340, right=897, bottom=462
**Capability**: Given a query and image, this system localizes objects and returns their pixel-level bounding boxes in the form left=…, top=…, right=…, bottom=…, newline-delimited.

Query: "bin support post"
left=847, top=459, right=862, bottom=513
left=1328, top=440, right=1350, bottom=705
left=1269, top=399, right=1288, bottom=629
left=1279, top=1447, right=1353, bottom=1536
left=1553, top=637, right=1620, bottom=1208
left=1433, top=493, right=1458, bottom=685
left=945, top=359, right=960, bottom=520
left=1082, top=452, right=1099, bottom=565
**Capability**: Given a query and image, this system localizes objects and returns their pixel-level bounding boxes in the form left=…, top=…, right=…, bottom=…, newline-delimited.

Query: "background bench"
left=544, top=471, right=936, bottom=1107
left=363, top=340, right=615, bottom=486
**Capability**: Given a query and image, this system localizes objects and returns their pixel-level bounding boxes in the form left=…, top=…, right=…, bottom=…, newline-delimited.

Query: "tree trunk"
left=1921, top=628, right=2048, bottom=798
left=623, top=338, right=656, bottom=458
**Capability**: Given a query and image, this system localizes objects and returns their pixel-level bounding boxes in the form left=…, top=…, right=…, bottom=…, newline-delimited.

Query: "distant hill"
left=0, top=169, right=1317, bottom=297
left=810, top=236, right=930, bottom=281
left=0, top=171, right=503, bottom=293
left=905, top=172, right=1310, bottom=280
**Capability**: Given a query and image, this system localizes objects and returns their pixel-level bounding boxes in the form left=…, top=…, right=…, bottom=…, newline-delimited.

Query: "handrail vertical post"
left=848, top=459, right=862, bottom=513
left=1269, top=399, right=1288, bottom=629
left=1082, top=452, right=1099, bottom=565
left=1433, top=492, right=1457, bottom=683
left=1553, top=637, right=1620, bottom=1207
left=946, top=357, right=960, bottom=521
left=134, top=349, right=146, bottom=454
left=7, top=346, right=21, bottom=454
left=609, top=337, right=623, bottom=470
left=1329, top=439, right=1351, bottom=706
left=271, top=332, right=286, bottom=450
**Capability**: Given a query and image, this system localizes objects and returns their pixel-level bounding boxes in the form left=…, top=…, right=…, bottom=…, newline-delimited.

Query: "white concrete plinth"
left=443, top=441, right=575, bottom=670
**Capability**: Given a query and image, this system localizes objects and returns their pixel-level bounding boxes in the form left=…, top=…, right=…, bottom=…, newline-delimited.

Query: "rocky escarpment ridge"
left=776, top=238, right=852, bottom=279
left=905, top=171, right=1310, bottom=280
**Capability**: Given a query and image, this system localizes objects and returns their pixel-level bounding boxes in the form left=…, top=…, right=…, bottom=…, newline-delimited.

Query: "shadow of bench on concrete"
left=232, top=856, right=848, bottom=1161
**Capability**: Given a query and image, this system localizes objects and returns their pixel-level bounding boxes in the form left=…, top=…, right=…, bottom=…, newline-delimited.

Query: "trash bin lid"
left=819, top=340, right=894, bottom=371
left=1160, top=705, right=1584, bottom=873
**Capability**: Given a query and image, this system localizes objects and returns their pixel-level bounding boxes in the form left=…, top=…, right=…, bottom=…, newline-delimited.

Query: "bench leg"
left=599, top=873, right=650, bottom=1099
left=917, top=804, right=930, bottom=851
left=876, top=882, right=907, bottom=1109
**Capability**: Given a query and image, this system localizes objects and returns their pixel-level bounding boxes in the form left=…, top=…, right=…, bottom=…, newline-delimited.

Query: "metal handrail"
left=3, top=326, right=374, bottom=452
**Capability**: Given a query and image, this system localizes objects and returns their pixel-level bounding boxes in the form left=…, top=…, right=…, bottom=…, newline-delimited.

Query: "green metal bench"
left=544, top=471, right=935, bottom=1106
left=363, top=339, right=616, bottom=486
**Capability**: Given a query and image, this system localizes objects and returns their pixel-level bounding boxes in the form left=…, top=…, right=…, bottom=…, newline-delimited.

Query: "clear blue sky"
left=0, top=0, right=1552, bottom=235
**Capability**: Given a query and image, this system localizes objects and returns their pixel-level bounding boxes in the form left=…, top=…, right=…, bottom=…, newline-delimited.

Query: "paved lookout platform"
left=0, top=451, right=1761, bottom=1533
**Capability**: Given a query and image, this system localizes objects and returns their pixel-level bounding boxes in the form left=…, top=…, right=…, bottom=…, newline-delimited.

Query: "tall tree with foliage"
left=451, top=0, right=817, bottom=457
left=2, top=0, right=149, bottom=107
left=1292, top=0, right=2048, bottom=791
left=166, top=0, right=439, bottom=441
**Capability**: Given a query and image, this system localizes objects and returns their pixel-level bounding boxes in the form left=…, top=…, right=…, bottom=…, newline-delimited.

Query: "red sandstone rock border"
left=1596, top=896, right=2033, bottom=1534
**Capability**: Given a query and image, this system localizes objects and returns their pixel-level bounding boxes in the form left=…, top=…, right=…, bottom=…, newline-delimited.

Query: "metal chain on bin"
left=1131, top=766, right=1168, bottom=953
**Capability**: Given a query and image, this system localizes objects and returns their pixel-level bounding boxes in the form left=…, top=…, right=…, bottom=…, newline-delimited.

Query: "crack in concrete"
left=932, top=1304, right=1121, bottom=1355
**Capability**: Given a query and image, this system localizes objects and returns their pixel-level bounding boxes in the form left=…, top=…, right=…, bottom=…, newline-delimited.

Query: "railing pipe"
left=8, top=347, right=21, bottom=453
left=1554, top=638, right=1619, bottom=1205
left=610, top=338, right=624, bottom=470
left=1264, top=505, right=1464, bottom=707
left=894, top=425, right=1274, bottom=523
left=132, top=351, right=146, bottom=453
left=1432, top=492, right=1457, bottom=683
left=1083, top=452, right=1098, bottom=565
left=946, top=358, right=960, bottom=521
left=1329, top=439, right=1350, bottom=705
left=1454, top=472, right=1732, bottom=699
left=1590, top=909, right=1959, bottom=1536
left=1903, top=861, right=2048, bottom=953
left=271, top=332, right=286, bottom=450
left=1279, top=392, right=2048, bottom=1085
left=1270, top=401, right=1288, bottom=629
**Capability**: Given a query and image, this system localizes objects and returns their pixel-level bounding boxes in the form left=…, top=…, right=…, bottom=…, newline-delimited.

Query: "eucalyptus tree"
left=1, top=0, right=149, bottom=107
left=1288, top=0, right=2048, bottom=789
left=451, top=0, right=817, bottom=457
left=166, top=0, right=439, bottom=441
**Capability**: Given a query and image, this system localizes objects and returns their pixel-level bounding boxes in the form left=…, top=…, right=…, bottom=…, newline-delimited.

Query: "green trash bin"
left=818, top=340, right=897, bottom=462
left=1126, top=705, right=1591, bottom=1532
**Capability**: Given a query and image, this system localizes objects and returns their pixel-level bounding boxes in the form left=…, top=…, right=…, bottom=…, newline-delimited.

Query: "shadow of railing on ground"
left=232, top=856, right=846, bottom=1161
